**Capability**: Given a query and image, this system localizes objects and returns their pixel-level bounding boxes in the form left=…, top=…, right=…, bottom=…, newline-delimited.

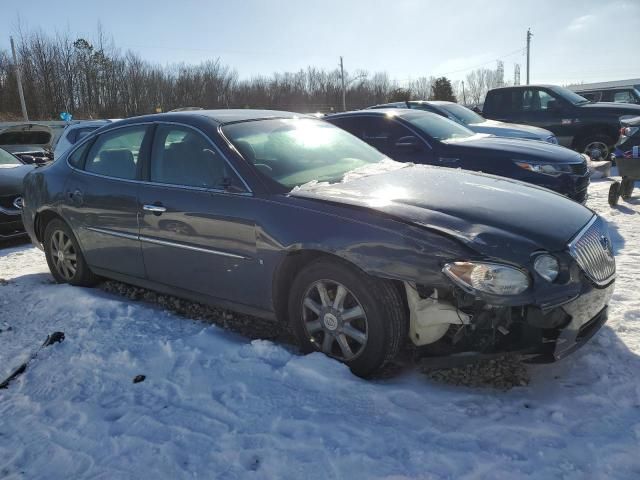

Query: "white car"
left=53, top=120, right=114, bottom=158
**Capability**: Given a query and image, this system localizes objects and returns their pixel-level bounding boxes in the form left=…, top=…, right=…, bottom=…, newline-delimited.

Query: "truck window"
left=522, top=89, right=555, bottom=112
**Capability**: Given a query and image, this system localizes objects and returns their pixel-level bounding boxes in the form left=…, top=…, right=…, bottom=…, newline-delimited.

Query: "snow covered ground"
left=1, top=179, right=639, bottom=480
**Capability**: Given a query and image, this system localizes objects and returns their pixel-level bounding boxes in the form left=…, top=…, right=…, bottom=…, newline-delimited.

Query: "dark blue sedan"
left=21, top=110, right=614, bottom=377
left=326, top=109, right=590, bottom=203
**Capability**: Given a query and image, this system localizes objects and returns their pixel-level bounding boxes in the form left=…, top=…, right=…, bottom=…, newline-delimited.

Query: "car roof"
left=328, top=108, right=426, bottom=119
left=488, top=84, right=557, bottom=92
left=118, top=109, right=309, bottom=126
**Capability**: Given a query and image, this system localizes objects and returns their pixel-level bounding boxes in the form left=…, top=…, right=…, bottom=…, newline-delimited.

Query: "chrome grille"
left=568, top=216, right=616, bottom=285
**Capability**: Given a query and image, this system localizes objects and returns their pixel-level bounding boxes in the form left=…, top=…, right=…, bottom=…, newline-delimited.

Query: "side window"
left=69, top=127, right=99, bottom=145
left=84, top=126, right=147, bottom=180
left=68, top=140, right=92, bottom=168
left=486, top=90, right=517, bottom=114
left=613, top=91, right=633, bottom=103
left=151, top=124, right=243, bottom=190
left=581, top=92, right=601, bottom=102
left=335, top=117, right=413, bottom=153
left=522, top=89, right=556, bottom=112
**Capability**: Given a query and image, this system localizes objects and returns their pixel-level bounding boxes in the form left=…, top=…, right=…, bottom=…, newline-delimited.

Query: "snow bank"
left=1, top=179, right=639, bottom=479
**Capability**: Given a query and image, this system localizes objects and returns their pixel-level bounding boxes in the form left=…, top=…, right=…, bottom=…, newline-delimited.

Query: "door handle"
left=143, top=204, right=166, bottom=215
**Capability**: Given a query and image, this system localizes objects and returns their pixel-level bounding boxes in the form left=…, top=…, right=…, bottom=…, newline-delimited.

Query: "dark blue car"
left=327, top=109, right=590, bottom=203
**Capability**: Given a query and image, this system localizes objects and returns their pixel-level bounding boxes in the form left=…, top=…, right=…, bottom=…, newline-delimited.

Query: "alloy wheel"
left=583, top=141, right=609, bottom=161
left=50, top=230, right=77, bottom=281
left=301, top=280, right=368, bottom=361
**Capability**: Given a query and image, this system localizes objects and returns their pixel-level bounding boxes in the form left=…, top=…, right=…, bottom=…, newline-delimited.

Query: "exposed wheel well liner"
left=572, top=124, right=619, bottom=148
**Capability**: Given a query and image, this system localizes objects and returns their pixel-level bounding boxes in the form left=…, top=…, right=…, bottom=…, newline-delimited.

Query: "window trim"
left=145, top=121, right=253, bottom=195
left=65, top=121, right=253, bottom=196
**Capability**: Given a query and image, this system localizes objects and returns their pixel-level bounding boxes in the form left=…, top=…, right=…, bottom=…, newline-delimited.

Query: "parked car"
left=54, top=120, right=113, bottom=159
left=0, top=147, right=34, bottom=240
left=571, top=86, right=640, bottom=105
left=326, top=109, right=590, bottom=203
left=0, top=123, right=55, bottom=164
left=21, top=110, right=615, bottom=376
left=368, top=101, right=559, bottom=144
left=482, top=85, right=640, bottom=161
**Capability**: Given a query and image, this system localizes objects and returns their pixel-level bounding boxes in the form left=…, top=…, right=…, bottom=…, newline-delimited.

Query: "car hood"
left=290, top=164, right=593, bottom=256
left=469, top=119, right=553, bottom=139
left=0, top=124, right=54, bottom=150
left=579, top=102, right=640, bottom=117
left=0, top=163, right=35, bottom=194
left=443, top=135, right=584, bottom=163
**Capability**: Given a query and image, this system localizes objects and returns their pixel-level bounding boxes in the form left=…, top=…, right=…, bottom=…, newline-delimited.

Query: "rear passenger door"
left=137, top=123, right=260, bottom=306
left=64, top=124, right=150, bottom=278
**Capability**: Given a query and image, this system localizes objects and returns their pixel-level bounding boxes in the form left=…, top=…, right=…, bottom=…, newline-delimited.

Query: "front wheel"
left=44, top=219, right=99, bottom=286
left=288, top=258, right=407, bottom=377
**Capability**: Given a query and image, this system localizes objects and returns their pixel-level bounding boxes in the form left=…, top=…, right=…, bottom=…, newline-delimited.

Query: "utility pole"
left=340, top=56, right=346, bottom=111
left=526, top=28, right=532, bottom=85
left=10, top=36, right=28, bottom=121
left=461, top=80, right=466, bottom=105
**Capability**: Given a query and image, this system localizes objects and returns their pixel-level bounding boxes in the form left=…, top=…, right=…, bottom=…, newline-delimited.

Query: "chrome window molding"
left=65, top=120, right=254, bottom=196
left=84, top=226, right=248, bottom=260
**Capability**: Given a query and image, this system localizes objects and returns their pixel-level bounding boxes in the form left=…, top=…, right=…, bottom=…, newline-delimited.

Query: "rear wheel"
left=578, top=134, right=613, bottom=161
left=44, top=219, right=99, bottom=286
left=288, top=258, right=406, bottom=377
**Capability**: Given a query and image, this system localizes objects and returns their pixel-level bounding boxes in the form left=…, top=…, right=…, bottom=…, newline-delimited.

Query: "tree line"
left=0, top=27, right=505, bottom=121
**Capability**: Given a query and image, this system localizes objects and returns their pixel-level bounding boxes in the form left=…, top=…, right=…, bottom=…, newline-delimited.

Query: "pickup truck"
left=482, top=84, right=640, bottom=160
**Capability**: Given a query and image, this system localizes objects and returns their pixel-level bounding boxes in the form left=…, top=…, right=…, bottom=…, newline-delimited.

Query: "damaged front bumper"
left=411, top=277, right=615, bottom=365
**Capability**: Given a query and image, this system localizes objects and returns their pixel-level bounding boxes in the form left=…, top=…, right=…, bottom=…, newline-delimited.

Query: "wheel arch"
left=271, top=248, right=407, bottom=325
left=572, top=123, right=619, bottom=149
left=33, top=208, right=65, bottom=244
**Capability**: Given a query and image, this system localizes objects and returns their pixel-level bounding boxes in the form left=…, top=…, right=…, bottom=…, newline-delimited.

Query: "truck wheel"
left=579, top=134, right=613, bottom=161
left=608, top=182, right=621, bottom=206
left=288, top=258, right=406, bottom=377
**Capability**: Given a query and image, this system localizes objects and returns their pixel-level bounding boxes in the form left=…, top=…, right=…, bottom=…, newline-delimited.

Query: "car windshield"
left=0, top=148, right=21, bottom=166
left=403, top=111, right=475, bottom=141
left=550, top=86, right=590, bottom=105
left=222, top=118, right=385, bottom=189
left=436, top=103, right=486, bottom=125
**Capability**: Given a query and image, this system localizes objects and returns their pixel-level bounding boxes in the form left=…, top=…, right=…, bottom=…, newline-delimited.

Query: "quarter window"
left=613, top=91, right=633, bottom=103
left=150, top=125, right=243, bottom=190
left=85, top=126, right=147, bottom=179
left=522, top=89, right=555, bottom=111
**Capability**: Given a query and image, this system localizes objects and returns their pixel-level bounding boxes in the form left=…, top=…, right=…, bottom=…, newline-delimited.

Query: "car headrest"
left=98, top=149, right=136, bottom=179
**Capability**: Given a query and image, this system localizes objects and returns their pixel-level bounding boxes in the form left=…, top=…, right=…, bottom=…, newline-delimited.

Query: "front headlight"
left=533, top=254, right=559, bottom=282
left=514, top=161, right=569, bottom=176
left=546, top=135, right=559, bottom=144
left=443, top=262, right=530, bottom=296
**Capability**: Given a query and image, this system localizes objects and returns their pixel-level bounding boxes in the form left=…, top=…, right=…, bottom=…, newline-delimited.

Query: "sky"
left=1, top=0, right=638, bottom=86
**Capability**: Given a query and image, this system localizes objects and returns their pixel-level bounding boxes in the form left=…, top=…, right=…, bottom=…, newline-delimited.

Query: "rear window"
left=0, top=131, right=51, bottom=145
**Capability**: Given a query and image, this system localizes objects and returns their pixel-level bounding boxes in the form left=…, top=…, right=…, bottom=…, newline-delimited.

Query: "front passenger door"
left=138, top=123, right=260, bottom=306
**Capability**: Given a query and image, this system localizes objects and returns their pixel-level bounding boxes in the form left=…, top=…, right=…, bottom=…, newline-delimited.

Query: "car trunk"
left=0, top=124, right=55, bottom=163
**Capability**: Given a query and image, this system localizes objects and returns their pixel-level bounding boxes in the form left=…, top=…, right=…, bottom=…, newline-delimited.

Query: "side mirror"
left=395, top=136, right=421, bottom=151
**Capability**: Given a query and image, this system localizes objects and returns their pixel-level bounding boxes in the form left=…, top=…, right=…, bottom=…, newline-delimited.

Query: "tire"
left=608, top=181, right=621, bottom=206
left=288, top=258, right=407, bottom=377
left=621, top=177, right=635, bottom=200
left=44, top=218, right=99, bottom=286
left=578, top=134, right=614, bottom=161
